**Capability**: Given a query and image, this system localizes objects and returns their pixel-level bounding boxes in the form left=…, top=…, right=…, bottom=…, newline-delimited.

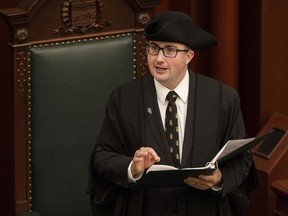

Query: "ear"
left=186, top=50, right=194, bottom=64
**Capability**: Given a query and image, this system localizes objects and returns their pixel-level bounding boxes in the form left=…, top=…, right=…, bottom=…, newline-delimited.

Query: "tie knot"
left=166, top=91, right=178, bottom=102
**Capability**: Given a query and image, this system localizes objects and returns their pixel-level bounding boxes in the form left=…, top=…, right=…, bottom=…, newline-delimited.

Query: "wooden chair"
left=0, top=0, right=162, bottom=215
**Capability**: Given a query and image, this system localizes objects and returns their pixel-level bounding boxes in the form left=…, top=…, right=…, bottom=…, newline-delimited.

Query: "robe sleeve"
left=88, top=80, right=144, bottom=205
left=216, top=85, right=260, bottom=214
left=92, top=92, right=134, bottom=186
left=87, top=92, right=131, bottom=207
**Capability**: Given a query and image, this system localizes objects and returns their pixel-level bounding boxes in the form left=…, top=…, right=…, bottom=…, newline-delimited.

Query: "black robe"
left=87, top=71, right=259, bottom=216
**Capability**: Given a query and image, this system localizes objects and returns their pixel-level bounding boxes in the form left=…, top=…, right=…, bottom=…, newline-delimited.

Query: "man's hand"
left=184, top=168, right=223, bottom=190
left=131, top=147, right=160, bottom=178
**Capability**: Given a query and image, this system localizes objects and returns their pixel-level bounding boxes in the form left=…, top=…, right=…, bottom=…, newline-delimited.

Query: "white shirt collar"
left=154, top=70, right=189, bottom=105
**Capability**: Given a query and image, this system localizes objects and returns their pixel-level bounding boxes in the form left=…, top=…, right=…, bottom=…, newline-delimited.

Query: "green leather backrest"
left=29, top=33, right=135, bottom=216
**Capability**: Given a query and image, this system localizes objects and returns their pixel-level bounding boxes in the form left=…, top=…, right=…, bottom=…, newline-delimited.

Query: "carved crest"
left=54, top=0, right=111, bottom=35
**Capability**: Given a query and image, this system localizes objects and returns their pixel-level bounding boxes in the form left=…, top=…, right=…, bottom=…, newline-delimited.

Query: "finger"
left=198, top=174, right=213, bottom=181
left=145, top=147, right=160, bottom=161
left=136, top=147, right=160, bottom=162
left=186, top=181, right=210, bottom=190
left=135, top=149, right=148, bottom=157
left=198, top=169, right=222, bottom=185
left=185, top=177, right=211, bottom=190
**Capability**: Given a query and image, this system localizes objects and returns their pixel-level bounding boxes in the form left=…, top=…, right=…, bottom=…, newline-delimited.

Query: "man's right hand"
left=131, top=147, right=160, bottom=178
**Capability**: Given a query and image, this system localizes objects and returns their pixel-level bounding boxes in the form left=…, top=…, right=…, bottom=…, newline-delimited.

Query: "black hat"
left=144, top=11, right=218, bottom=50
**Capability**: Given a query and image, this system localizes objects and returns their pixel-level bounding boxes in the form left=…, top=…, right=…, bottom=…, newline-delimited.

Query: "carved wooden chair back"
left=0, top=0, right=162, bottom=215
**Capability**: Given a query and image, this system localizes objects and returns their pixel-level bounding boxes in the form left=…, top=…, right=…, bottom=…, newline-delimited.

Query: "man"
left=88, top=11, right=259, bottom=216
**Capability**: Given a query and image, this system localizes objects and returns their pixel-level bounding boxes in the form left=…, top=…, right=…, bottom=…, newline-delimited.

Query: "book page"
left=181, top=163, right=215, bottom=170
left=211, top=137, right=255, bottom=163
left=147, top=164, right=178, bottom=173
left=147, top=163, right=215, bottom=173
left=147, top=138, right=257, bottom=173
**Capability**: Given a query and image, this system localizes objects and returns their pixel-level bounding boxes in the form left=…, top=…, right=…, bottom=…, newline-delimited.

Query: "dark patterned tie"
left=165, top=91, right=180, bottom=167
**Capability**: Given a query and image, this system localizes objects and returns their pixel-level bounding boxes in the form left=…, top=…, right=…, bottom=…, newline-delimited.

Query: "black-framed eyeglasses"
left=146, top=44, right=190, bottom=58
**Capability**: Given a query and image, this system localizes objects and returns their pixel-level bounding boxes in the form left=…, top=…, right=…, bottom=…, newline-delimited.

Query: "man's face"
left=147, top=41, right=194, bottom=89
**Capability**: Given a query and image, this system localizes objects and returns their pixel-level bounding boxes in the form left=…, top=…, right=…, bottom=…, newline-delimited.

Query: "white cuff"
left=211, top=183, right=223, bottom=192
left=127, top=161, right=143, bottom=183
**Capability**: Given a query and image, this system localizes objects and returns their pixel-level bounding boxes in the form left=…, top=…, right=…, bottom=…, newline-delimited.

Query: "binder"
left=130, top=130, right=273, bottom=189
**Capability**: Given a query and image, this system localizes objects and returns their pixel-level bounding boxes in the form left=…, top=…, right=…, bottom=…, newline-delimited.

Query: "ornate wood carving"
left=15, top=28, right=29, bottom=43
left=135, top=31, right=149, bottom=77
left=137, top=12, right=151, bottom=27
left=13, top=45, right=31, bottom=214
left=125, top=0, right=162, bottom=10
left=54, top=0, right=112, bottom=35
left=16, top=48, right=28, bottom=95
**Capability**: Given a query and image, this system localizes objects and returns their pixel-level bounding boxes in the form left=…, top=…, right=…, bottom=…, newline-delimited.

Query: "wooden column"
left=0, top=1, right=20, bottom=215
left=240, top=0, right=288, bottom=136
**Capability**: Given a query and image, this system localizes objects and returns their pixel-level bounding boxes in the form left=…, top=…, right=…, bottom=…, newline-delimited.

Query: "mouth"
left=155, top=66, right=167, bottom=73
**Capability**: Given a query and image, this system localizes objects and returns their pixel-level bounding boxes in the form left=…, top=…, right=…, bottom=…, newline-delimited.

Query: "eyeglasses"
left=146, top=44, right=190, bottom=58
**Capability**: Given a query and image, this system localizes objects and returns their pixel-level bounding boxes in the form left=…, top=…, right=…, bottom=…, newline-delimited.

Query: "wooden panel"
left=270, top=179, right=288, bottom=216
left=248, top=112, right=288, bottom=216
left=260, top=0, right=288, bottom=126
left=239, top=0, right=262, bottom=136
left=0, top=1, right=19, bottom=215
left=240, top=0, right=288, bottom=136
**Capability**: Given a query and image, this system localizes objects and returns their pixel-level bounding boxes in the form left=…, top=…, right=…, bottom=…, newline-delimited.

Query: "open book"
left=131, top=131, right=272, bottom=189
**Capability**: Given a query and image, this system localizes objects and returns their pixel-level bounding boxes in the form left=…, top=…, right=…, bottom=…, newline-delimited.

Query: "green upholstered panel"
left=29, top=34, right=134, bottom=216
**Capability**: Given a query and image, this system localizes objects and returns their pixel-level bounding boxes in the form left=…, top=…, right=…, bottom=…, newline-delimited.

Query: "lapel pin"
left=147, top=107, right=152, bottom=114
